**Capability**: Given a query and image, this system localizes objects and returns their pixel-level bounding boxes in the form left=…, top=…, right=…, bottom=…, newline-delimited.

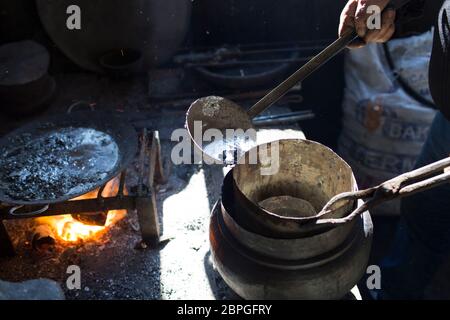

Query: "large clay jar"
left=35, top=0, right=191, bottom=72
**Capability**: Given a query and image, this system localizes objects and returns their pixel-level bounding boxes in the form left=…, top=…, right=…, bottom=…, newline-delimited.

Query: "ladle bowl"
left=186, top=96, right=256, bottom=163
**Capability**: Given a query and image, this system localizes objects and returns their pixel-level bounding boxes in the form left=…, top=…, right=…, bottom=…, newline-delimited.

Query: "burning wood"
left=71, top=211, right=108, bottom=227
left=35, top=177, right=126, bottom=243
left=32, top=224, right=56, bottom=252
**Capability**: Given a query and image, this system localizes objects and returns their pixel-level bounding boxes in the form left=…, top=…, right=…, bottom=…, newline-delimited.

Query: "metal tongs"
left=313, top=157, right=450, bottom=225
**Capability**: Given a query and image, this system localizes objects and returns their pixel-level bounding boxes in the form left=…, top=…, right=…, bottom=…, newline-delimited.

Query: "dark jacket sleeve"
left=395, top=0, right=426, bottom=25
left=429, top=1, right=450, bottom=121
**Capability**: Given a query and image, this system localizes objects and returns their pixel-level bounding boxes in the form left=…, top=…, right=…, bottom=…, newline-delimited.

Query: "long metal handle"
left=285, top=157, right=450, bottom=226
left=318, top=171, right=450, bottom=226
left=9, top=204, right=50, bottom=217
left=316, top=157, right=450, bottom=225
left=247, top=30, right=358, bottom=118
left=253, top=110, right=315, bottom=126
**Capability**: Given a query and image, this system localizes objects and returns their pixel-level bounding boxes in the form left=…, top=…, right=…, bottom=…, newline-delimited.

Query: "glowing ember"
left=36, top=177, right=126, bottom=243
left=42, top=209, right=125, bottom=243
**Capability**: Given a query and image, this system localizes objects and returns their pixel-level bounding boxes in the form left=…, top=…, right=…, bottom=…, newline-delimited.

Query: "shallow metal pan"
left=0, top=111, right=138, bottom=205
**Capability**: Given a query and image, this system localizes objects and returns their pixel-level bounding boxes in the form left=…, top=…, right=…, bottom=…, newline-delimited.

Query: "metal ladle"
left=186, top=30, right=358, bottom=162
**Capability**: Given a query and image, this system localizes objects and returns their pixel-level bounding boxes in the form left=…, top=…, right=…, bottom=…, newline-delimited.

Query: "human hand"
left=339, top=0, right=396, bottom=48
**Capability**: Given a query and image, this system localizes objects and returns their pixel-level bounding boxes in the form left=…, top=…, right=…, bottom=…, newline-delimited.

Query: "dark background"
left=0, top=0, right=442, bottom=148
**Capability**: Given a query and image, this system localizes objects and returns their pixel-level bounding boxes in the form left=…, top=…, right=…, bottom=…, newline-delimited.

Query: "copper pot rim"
left=231, top=138, right=358, bottom=225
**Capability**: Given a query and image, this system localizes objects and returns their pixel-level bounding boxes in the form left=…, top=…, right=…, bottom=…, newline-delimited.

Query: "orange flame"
left=37, top=178, right=126, bottom=243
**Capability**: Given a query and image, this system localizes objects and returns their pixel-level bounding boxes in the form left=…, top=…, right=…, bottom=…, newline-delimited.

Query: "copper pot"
left=232, top=139, right=358, bottom=238
left=210, top=169, right=373, bottom=300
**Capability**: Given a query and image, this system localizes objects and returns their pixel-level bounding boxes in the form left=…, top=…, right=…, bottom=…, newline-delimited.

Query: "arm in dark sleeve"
left=429, top=1, right=450, bottom=121
left=395, top=0, right=426, bottom=27
left=391, top=0, right=421, bottom=10
left=394, top=0, right=446, bottom=37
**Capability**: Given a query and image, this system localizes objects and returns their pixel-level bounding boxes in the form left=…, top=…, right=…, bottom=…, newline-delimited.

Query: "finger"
left=342, top=15, right=366, bottom=49
left=377, top=8, right=396, bottom=39
left=374, top=23, right=395, bottom=43
left=339, top=1, right=364, bottom=48
left=339, top=0, right=358, bottom=37
left=354, top=0, right=391, bottom=38
left=348, top=38, right=367, bottom=49
left=365, top=8, right=396, bottom=43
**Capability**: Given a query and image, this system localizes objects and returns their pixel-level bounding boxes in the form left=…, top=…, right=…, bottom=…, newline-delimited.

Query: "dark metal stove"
left=0, top=128, right=165, bottom=258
